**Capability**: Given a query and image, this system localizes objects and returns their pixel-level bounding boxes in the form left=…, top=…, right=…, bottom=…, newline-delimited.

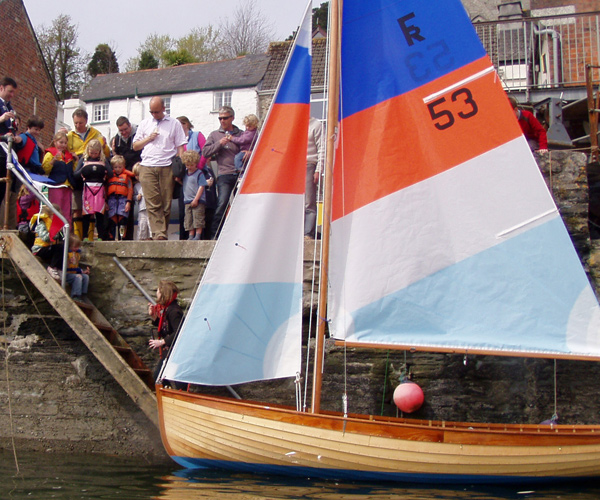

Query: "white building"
left=61, top=54, right=271, bottom=143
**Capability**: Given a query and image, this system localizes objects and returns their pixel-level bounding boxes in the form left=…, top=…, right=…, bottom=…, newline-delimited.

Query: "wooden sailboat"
left=156, top=0, right=600, bottom=483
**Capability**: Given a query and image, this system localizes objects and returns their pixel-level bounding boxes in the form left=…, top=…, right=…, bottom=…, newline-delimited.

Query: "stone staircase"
left=0, top=231, right=159, bottom=429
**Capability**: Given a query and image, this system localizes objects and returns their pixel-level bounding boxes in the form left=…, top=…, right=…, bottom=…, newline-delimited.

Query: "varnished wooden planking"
left=158, top=388, right=600, bottom=478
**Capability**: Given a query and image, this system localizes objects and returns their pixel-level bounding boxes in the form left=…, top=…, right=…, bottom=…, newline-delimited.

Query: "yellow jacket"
left=30, top=213, right=53, bottom=253
left=67, top=127, right=110, bottom=158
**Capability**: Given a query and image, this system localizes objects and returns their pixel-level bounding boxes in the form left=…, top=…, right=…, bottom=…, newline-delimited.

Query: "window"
left=213, top=91, right=232, bottom=111
left=92, top=103, right=109, bottom=123
left=310, top=92, right=327, bottom=121
left=163, top=96, right=171, bottom=115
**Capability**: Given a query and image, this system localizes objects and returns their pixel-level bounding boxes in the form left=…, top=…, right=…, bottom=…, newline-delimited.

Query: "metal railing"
left=474, top=11, right=600, bottom=91
left=2, top=136, right=70, bottom=288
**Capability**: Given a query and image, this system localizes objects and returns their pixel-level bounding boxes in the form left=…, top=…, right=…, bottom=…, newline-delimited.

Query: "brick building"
left=0, top=0, right=57, bottom=145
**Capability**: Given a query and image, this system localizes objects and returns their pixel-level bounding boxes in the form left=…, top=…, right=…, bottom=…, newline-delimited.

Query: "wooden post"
left=312, top=0, right=342, bottom=414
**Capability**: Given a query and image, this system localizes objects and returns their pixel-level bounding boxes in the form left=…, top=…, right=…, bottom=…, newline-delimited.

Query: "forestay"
left=328, top=0, right=600, bottom=357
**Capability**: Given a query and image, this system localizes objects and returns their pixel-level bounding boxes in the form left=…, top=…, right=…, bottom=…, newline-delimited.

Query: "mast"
left=311, top=0, right=341, bottom=414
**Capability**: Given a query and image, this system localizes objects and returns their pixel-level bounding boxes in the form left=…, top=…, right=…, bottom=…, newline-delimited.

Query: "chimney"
left=498, top=1, right=525, bottom=20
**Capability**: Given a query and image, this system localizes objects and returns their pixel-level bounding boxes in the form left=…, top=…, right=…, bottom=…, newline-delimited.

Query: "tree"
left=163, top=48, right=197, bottom=67
left=177, top=26, right=223, bottom=62
left=37, top=14, right=87, bottom=100
left=127, top=27, right=224, bottom=71
left=138, top=50, right=159, bottom=70
left=218, top=0, right=275, bottom=58
left=312, top=2, right=329, bottom=32
left=88, top=43, right=119, bottom=77
left=136, top=33, right=175, bottom=68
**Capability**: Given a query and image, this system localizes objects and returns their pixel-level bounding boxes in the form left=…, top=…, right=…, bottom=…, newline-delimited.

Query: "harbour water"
left=2, top=451, right=600, bottom=499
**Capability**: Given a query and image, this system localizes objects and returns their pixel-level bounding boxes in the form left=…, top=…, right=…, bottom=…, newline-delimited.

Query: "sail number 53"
left=427, top=88, right=478, bottom=131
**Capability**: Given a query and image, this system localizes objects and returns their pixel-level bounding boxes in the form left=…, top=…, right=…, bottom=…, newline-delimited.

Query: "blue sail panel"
left=275, top=1, right=312, bottom=105
left=341, top=0, right=487, bottom=118
left=276, top=46, right=311, bottom=105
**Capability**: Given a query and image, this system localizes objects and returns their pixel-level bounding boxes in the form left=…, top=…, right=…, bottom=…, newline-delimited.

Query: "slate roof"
left=262, top=38, right=327, bottom=92
left=80, top=54, right=271, bottom=102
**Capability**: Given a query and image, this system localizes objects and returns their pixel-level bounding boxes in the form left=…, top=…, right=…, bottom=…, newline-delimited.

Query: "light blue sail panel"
left=345, top=218, right=600, bottom=356
left=341, top=0, right=487, bottom=118
left=163, top=282, right=302, bottom=386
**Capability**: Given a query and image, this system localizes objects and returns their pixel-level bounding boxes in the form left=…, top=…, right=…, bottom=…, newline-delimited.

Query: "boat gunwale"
left=157, top=386, right=600, bottom=441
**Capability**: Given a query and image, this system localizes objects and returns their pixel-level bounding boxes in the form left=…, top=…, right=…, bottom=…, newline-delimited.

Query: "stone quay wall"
left=2, top=151, right=600, bottom=461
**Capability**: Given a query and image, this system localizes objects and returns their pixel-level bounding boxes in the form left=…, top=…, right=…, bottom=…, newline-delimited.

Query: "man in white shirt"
left=133, top=97, right=186, bottom=240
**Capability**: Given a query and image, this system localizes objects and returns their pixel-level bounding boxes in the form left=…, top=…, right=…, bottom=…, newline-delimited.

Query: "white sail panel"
left=203, top=194, right=305, bottom=285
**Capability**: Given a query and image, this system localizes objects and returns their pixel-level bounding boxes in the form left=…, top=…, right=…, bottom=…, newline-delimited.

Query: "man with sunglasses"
left=202, top=106, right=241, bottom=239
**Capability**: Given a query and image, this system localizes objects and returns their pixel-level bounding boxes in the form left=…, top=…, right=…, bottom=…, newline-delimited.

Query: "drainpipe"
left=533, top=25, right=561, bottom=86
left=134, top=88, right=144, bottom=119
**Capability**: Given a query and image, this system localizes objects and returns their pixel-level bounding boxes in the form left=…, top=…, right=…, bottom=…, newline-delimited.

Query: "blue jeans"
left=210, top=173, right=238, bottom=239
left=66, top=273, right=89, bottom=297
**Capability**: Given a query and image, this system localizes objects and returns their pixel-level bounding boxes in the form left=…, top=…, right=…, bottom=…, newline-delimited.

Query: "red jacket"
left=517, top=109, right=548, bottom=150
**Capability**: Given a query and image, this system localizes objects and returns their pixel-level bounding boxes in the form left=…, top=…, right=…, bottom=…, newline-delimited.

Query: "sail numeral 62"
left=427, top=88, right=478, bottom=131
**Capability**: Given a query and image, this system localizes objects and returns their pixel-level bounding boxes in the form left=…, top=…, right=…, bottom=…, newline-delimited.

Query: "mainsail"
left=328, top=0, right=600, bottom=357
left=162, top=4, right=312, bottom=386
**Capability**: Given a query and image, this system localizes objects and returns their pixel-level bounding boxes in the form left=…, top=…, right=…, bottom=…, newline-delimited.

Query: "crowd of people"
left=0, top=77, right=265, bottom=244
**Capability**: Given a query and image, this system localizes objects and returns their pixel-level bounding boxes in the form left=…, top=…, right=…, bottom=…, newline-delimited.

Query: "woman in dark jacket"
left=148, top=280, right=183, bottom=382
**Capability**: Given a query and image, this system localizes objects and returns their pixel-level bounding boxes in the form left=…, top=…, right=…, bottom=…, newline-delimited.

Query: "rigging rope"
left=302, top=16, right=332, bottom=412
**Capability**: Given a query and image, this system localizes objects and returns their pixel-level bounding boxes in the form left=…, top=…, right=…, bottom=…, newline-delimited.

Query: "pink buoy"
left=393, top=382, right=424, bottom=413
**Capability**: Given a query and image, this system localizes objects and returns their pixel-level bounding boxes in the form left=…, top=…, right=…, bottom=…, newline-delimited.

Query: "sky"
left=22, top=0, right=313, bottom=68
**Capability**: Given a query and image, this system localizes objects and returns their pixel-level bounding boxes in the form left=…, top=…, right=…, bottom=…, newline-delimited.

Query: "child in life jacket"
left=106, top=155, right=133, bottom=240
left=42, top=131, right=75, bottom=224
left=132, top=162, right=151, bottom=240
left=30, top=204, right=65, bottom=281
left=74, top=139, right=111, bottom=241
left=65, top=235, right=90, bottom=299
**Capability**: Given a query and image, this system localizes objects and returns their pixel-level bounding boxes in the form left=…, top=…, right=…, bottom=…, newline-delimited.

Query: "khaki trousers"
left=138, top=165, right=173, bottom=240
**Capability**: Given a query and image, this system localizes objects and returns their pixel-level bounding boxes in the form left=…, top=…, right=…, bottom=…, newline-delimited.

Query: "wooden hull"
left=156, top=386, right=600, bottom=483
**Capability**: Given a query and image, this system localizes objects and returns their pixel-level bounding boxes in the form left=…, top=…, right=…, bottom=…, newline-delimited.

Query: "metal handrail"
left=2, top=136, right=70, bottom=289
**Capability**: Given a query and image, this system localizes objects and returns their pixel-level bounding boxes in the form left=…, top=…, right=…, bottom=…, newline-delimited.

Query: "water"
left=1, top=450, right=600, bottom=499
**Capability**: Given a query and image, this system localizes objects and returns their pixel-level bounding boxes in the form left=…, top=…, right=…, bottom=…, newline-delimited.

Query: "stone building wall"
left=1, top=151, right=600, bottom=460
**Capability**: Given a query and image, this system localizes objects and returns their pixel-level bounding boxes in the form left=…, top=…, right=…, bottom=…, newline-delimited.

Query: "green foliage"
left=312, top=2, right=329, bottom=32
left=88, top=43, right=119, bottom=77
left=163, top=48, right=197, bottom=67
left=177, top=26, right=223, bottom=62
left=37, top=14, right=87, bottom=99
left=138, top=50, right=159, bottom=70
